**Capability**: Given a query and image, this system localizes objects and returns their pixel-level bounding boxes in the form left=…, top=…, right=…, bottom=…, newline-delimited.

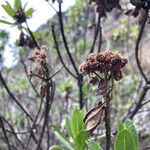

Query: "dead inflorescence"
left=89, top=0, right=121, bottom=17
left=18, top=32, right=35, bottom=48
left=79, top=50, right=128, bottom=132
left=28, top=45, right=49, bottom=98
left=13, top=7, right=26, bottom=24
left=28, top=45, right=48, bottom=65
left=79, top=50, right=128, bottom=81
left=125, top=0, right=150, bottom=24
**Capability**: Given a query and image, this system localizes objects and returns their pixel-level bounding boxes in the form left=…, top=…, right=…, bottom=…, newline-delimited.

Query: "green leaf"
left=114, top=129, right=136, bottom=150
left=49, top=145, right=64, bottom=150
left=1, top=2, right=15, bottom=17
left=117, top=120, right=125, bottom=132
left=75, top=130, right=89, bottom=150
left=51, top=125, right=74, bottom=150
left=14, top=0, right=21, bottom=11
left=0, top=19, right=15, bottom=25
left=124, top=119, right=139, bottom=150
left=88, top=141, right=103, bottom=150
left=25, top=8, right=34, bottom=18
left=71, top=109, right=85, bottom=139
left=66, top=116, right=74, bottom=139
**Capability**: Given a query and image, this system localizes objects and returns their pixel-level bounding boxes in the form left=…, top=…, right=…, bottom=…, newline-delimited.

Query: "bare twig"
left=47, top=1, right=58, bottom=13
left=25, top=98, right=44, bottom=150
left=98, top=22, right=102, bottom=52
left=135, top=11, right=149, bottom=83
left=57, top=1, right=79, bottom=76
left=0, top=72, right=33, bottom=121
left=35, top=60, right=55, bottom=149
left=104, top=98, right=111, bottom=150
left=1, top=116, right=25, bottom=148
left=78, top=75, right=84, bottom=109
left=51, top=25, right=77, bottom=78
left=52, top=1, right=84, bottom=109
left=123, top=8, right=150, bottom=120
left=0, top=117, right=12, bottom=150
left=141, top=99, right=150, bottom=106
left=122, top=84, right=150, bottom=121
left=129, top=85, right=149, bottom=119
left=25, top=21, right=39, bottom=48
left=20, top=53, right=40, bottom=97
left=90, top=13, right=101, bottom=53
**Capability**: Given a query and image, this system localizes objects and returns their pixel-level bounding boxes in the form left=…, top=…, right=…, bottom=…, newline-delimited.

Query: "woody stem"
left=104, top=98, right=111, bottom=150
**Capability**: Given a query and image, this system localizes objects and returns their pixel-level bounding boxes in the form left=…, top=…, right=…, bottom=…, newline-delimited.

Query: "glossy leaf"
left=14, top=0, right=21, bottom=11
left=75, top=130, right=89, bottom=150
left=88, top=141, right=103, bottom=150
left=114, top=129, right=136, bottom=150
left=1, top=2, right=15, bottom=17
left=51, top=125, right=74, bottom=150
left=71, top=109, right=85, bottom=139
left=25, top=8, right=34, bottom=18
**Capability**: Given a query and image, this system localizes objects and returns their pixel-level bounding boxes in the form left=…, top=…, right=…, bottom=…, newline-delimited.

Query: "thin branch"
left=90, top=13, right=101, bottom=53
left=20, top=53, right=41, bottom=97
left=48, top=66, right=63, bottom=80
left=122, top=85, right=150, bottom=121
left=25, top=21, right=39, bottom=48
left=1, top=116, right=25, bottom=148
left=46, top=120, right=50, bottom=150
left=35, top=60, right=55, bottom=149
left=58, top=1, right=79, bottom=75
left=5, top=129, right=31, bottom=135
left=47, top=1, right=58, bottom=13
left=51, top=25, right=77, bottom=78
left=98, top=21, right=102, bottom=52
left=141, top=99, right=150, bottom=106
left=78, top=75, right=84, bottom=109
left=0, top=117, right=12, bottom=150
left=0, top=72, right=33, bottom=121
left=25, top=98, right=44, bottom=150
left=104, top=99, right=111, bottom=150
left=135, top=11, right=149, bottom=83
left=36, top=82, right=55, bottom=150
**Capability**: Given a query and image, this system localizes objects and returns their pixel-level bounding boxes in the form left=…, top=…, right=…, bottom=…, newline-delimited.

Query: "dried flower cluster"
left=89, top=0, right=121, bottom=17
left=18, top=32, right=35, bottom=48
left=28, top=45, right=48, bottom=65
left=125, top=0, right=150, bottom=24
left=79, top=51, right=127, bottom=81
left=28, top=45, right=49, bottom=98
left=13, top=7, right=26, bottom=24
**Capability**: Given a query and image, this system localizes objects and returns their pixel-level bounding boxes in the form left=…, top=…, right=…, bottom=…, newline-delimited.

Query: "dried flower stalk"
left=79, top=50, right=128, bottom=150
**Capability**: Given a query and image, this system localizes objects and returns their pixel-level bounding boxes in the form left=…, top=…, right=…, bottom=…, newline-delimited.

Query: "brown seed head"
left=79, top=50, right=128, bottom=81
left=28, top=45, right=48, bottom=64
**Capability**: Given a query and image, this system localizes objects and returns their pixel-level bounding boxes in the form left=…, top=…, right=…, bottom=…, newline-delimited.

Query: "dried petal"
left=40, top=84, right=46, bottom=98
left=83, top=102, right=105, bottom=132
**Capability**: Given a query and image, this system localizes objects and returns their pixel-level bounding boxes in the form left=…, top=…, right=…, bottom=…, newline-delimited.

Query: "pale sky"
left=0, top=0, right=75, bottom=67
